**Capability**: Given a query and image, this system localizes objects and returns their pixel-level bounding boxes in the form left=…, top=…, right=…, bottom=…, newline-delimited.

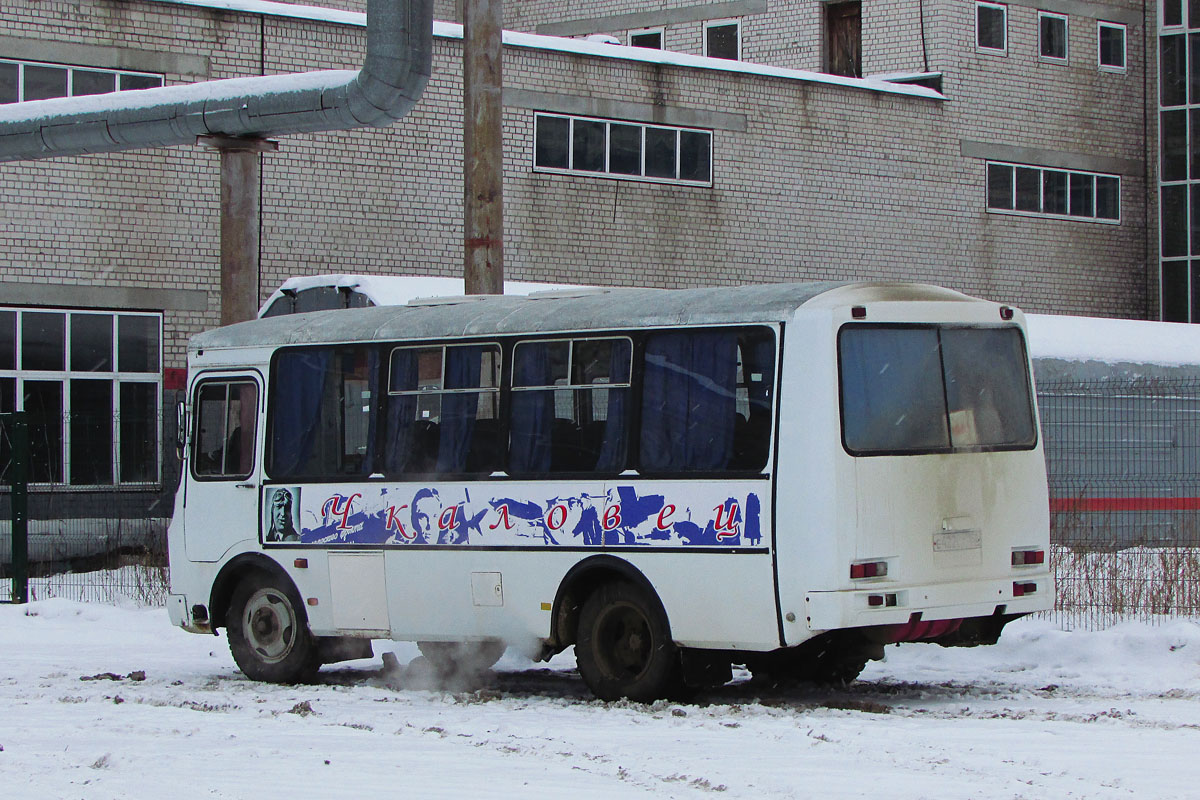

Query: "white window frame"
left=0, top=307, right=164, bottom=487
left=0, top=58, right=163, bottom=105
left=985, top=161, right=1121, bottom=224
left=1038, top=11, right=1068, bottom=63
left=629, top=27, right=665, bottom=49
left=703, top=18, right=742, bottom=60
left=1097, top=21, right=1127, bottom=73
left=975, top=2, right=1008, bottom=55
left=532, top=112, right=714, bottom=187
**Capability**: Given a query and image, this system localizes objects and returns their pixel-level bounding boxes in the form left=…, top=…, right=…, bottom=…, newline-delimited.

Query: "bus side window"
left=509, top=337, right=632, bottom=474
left=640, top=327, right=774, bottom=473
left=732, top=330, right=775, bottom=470
left=385, top=343, right=502, bottom=476
left=193, top=380, right=258, bottom=479
left=268, top=346, right=377, bottom=479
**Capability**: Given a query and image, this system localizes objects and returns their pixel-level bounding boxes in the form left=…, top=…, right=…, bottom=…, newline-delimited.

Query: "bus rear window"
left=839, top=325, right=1036, bottom=455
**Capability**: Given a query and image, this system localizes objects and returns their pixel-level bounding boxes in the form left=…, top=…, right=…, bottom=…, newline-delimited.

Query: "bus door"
left=185, top=374, right=262, bottom=562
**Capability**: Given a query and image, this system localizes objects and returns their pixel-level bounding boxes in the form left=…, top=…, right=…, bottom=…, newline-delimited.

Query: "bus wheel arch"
left=209, top=553, right=293, bottom=631
left=550, top=555, right=668, bottom=651
left=553, top=556, right=686, bottom=701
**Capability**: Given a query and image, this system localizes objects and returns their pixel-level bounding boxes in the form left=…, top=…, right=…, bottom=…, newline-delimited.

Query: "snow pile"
left=3, top=600, right=1200, bottom=798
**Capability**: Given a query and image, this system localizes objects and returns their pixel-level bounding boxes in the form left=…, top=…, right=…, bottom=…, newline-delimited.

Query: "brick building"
left=0, top=0, right=1161, bottom=510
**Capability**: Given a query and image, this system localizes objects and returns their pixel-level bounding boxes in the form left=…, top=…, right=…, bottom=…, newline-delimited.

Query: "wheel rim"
left=243, top=588, right=298, bottom=664
left=593, top=602, right=653, bottom=681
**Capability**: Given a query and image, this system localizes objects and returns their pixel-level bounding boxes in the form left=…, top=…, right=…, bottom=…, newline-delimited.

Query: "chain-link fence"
left=1039, top=373, right=1200, bottom=629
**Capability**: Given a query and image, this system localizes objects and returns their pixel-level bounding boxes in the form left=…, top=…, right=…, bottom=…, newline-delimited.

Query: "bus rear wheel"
left=227, top=573, right=319, bottom=683
left=575, top=581, right=680, bottom=702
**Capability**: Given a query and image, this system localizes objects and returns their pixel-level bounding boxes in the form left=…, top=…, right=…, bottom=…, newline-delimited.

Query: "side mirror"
left=175, top=400, right=186, bottom=462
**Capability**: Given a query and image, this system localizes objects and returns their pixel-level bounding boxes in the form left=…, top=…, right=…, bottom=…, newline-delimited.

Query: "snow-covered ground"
left=2, top=600, right=1198, bottom=799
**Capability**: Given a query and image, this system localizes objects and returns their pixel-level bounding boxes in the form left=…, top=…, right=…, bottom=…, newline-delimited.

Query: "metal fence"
left=2, top=410, right=174, bottom=607
left=1039, top=375, right=1200, bottom=629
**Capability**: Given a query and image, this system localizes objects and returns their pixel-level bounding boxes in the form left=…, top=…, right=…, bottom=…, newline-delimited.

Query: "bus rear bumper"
left=802, top=575, right=1054, bottom=633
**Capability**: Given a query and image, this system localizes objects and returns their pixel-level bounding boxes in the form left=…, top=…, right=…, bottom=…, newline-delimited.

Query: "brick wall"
left=0, top=0, right=1150, bottom=368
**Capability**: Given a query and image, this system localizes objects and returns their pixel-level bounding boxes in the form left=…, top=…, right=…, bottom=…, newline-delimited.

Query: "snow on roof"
left=258, top=274, right=591, bottom=316
left=141, top=0, right=944, bottom=101
left=1027, top=313, right=1200, bottom=366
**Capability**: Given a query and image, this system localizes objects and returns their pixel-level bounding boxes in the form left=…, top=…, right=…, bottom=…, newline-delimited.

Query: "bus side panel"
left=771, top=311, right=844, bottom=647
left=376, top=550, right=780, bottom=652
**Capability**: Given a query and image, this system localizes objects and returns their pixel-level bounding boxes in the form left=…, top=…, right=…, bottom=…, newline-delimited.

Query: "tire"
left=575, top=580, right=681, bottom=702
left=417, top=640, right=506, bottom=679
left=226, top=572, right=320, bottom=683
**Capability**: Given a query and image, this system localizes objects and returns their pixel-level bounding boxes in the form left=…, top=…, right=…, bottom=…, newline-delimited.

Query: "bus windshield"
left=839, top=325, right=1036, bottom=455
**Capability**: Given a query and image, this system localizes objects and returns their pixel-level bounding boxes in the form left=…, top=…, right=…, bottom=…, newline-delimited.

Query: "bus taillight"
left=850, top=561, right=888, bottom=579
left=1011, top=549, right=1045, bottom=566
left=1012, top=581, right=1038, bottom=597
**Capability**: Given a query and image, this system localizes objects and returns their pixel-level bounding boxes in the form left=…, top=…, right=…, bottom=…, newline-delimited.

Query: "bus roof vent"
left=526, top=288, right=611, bottom=300
left=406, top=295, right=491, bottom=307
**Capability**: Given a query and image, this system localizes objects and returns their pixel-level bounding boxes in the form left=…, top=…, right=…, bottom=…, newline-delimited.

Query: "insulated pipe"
left=0, top=0, right=432, bottom=162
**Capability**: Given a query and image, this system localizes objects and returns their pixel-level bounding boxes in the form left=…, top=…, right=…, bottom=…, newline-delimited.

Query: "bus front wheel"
left=575, top=580, right=680, bottom=702
left=227, top=573, right=319, bottom=683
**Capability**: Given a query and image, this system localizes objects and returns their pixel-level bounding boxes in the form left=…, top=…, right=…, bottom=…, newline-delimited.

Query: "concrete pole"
left=463, top=0, right=504, bottom=295
left=198, top=135, right=279, bottom=326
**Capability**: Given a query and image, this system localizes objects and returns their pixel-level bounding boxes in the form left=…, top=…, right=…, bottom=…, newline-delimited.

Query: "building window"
left=1098, top=22, right=1126, bottom=72
left=986, top=162, right=1120, bottom=222
left=533, top=113, right=713, bottom=186
left=629, top=28, right=664, bottom=49
left=704, top=19, right=741, bottom=60
left=0, top=308, right=162, bottom=485
left=0, top=59, right=163, bottom=105
left=1038, top=12, right=1068, bottom=62
left=825, top=2, right=862, bottom=78
left=976, top=3, right=1008, bottom=54
left=1164, top=0, right=1184, bottom=28
left=1159, top=10, right=1200, bottom=321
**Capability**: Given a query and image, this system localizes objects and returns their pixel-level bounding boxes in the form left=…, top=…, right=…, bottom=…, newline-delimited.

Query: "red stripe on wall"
left=163, top=368, right=186, bottom=391
left=1050, top=497, right=1200, bottom=512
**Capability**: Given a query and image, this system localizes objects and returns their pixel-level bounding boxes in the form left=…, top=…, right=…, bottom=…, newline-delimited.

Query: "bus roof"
left=194, top=281, right=980, bottom=351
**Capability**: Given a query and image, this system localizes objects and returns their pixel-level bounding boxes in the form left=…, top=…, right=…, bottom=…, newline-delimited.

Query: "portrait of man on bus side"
left=410, top=487, right=442, bottom=544
left=265, top=487, right=300, bottom=542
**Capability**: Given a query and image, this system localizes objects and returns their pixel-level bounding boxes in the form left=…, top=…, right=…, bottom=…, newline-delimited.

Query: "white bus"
left=167, top=281, right=1052, bottom=700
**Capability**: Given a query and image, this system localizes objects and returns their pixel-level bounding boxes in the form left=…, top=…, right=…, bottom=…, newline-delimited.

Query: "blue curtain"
left=438, top=346, right=483, bottom=472
left=509, top=342, right=553, bottom=472
left=270, top=349, right=331, bottom=476
left=640, top=331, right=737, bottom=471
left=384, top=349, right=419, bottom=473
left=595, top=339, right=631, bottom=472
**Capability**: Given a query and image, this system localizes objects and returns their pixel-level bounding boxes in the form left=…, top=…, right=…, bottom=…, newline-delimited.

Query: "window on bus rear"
left=838, top=325, right=1036, bottom=455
